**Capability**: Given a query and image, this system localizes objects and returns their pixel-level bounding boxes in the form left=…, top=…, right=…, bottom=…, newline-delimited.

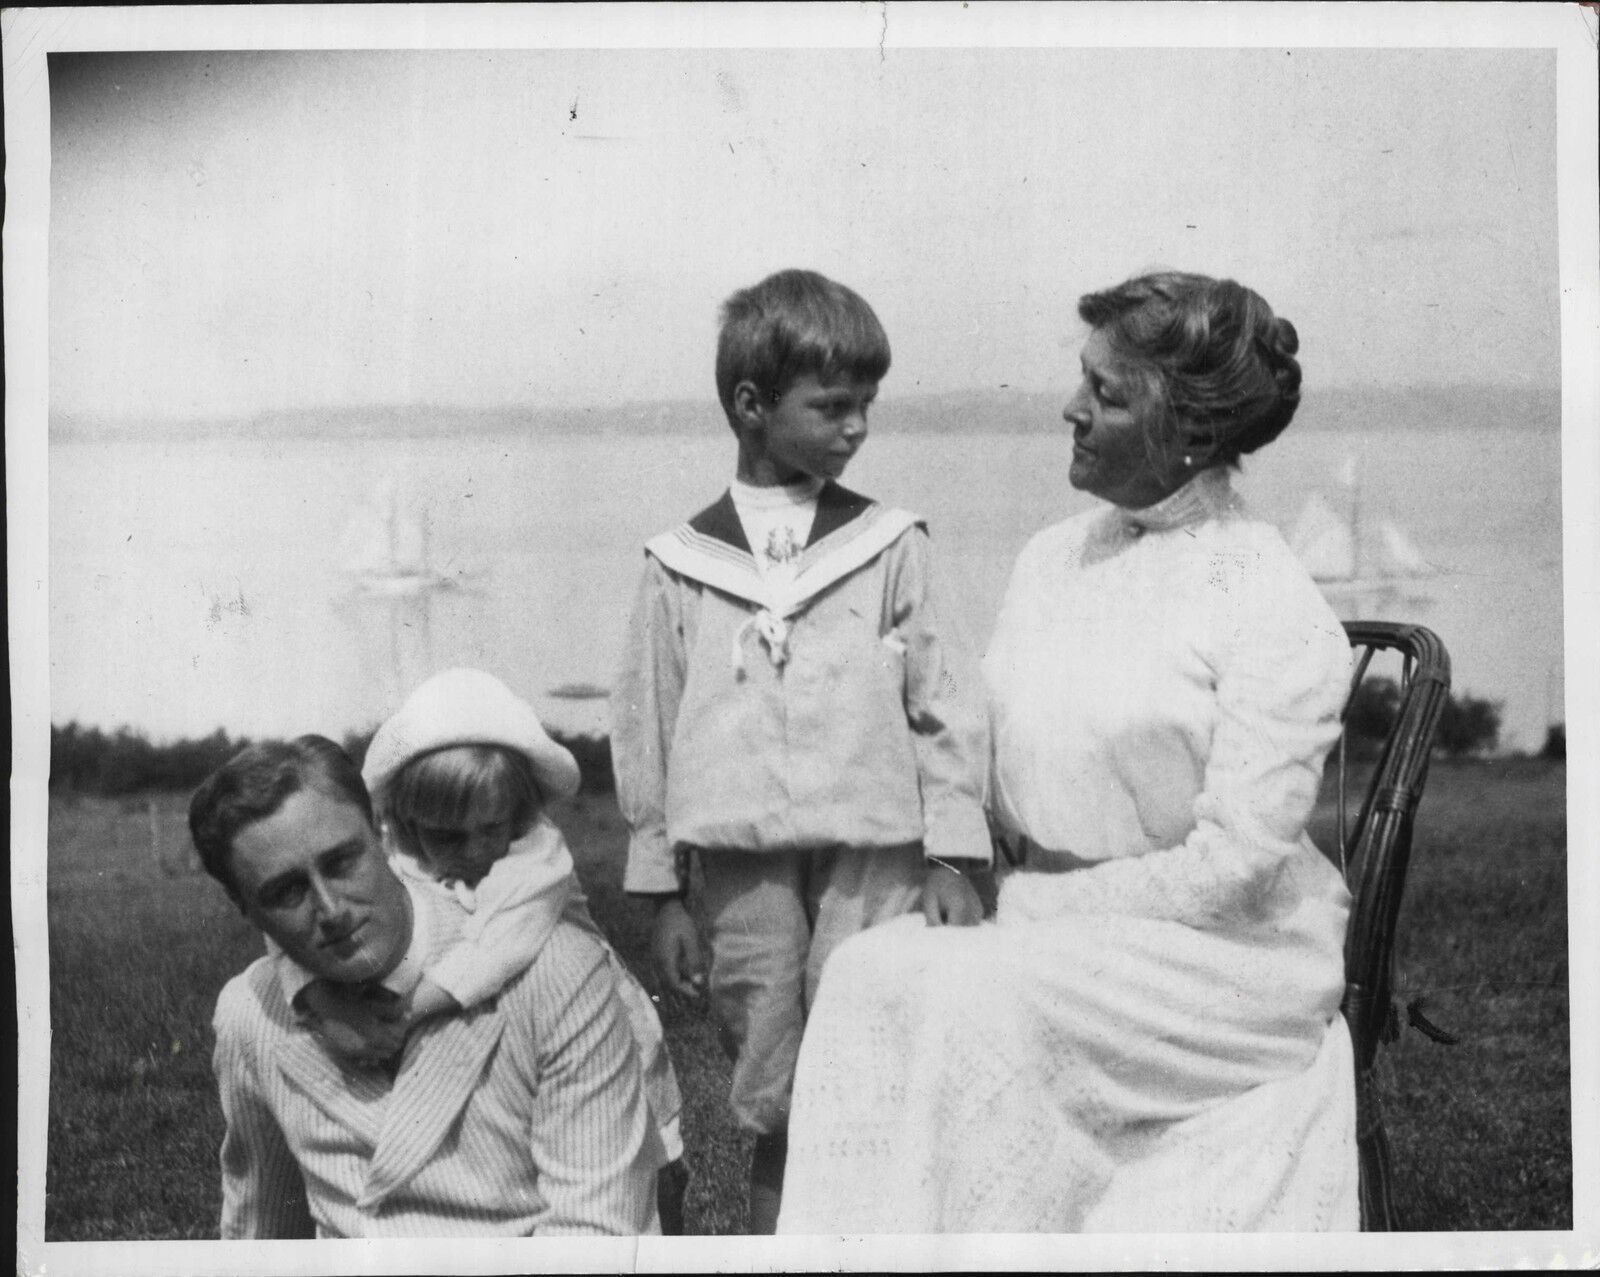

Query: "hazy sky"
left=49, top=46, right=1559, bottom=421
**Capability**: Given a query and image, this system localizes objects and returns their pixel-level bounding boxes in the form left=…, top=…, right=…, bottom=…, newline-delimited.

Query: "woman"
left=776, top=273, right=1358, bottom=1234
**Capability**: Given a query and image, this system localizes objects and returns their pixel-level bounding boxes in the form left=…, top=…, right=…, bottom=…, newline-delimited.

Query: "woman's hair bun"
left=1263, top=316, right=1302, bottom=404
left=1270, top=315, right=1299, bottom=359
left=1077, top=272, right=1304, bottom=463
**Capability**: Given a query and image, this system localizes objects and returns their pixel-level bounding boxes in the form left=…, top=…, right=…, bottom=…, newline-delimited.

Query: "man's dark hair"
left=188, top=735, right=373, bottom=907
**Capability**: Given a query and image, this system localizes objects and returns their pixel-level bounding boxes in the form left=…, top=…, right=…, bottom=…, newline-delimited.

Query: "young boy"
left=610, top=268, right=993, bottom=1232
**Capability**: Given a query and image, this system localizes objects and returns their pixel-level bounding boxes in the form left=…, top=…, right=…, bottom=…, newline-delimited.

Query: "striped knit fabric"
left=212, top=897, right=662, bottom=1237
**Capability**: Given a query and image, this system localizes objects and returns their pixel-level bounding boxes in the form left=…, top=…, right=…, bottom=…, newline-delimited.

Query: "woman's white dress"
left=777, top=468, right=1361, bottom=1233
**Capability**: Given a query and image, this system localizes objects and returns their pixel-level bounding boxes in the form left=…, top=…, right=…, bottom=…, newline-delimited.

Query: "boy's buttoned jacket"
left=613, top=483, right=991, bottom=894
left=212, top=887, right=662, bottom=1238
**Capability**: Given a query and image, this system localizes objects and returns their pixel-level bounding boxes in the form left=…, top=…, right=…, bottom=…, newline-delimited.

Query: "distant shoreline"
left=49, top=383, right=1562, bottom=443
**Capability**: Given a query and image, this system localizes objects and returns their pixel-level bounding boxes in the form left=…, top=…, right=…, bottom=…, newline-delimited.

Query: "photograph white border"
left=8, top=4, right=1597, bottom=1272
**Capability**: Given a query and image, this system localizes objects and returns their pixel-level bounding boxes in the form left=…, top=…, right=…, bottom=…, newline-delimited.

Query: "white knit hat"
left=361, top=668, right=582, bottom=805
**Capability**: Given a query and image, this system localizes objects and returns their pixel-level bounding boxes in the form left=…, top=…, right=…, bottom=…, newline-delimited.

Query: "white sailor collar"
left=645, top=482, right=923, bottom=618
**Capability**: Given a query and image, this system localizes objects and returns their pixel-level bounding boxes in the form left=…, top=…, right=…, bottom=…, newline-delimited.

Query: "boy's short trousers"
left=697, top=844, right=925, bottom=1135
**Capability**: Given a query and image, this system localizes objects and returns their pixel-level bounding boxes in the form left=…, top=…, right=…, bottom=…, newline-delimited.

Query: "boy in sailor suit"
left=610, top=269, right=993, bottom=1232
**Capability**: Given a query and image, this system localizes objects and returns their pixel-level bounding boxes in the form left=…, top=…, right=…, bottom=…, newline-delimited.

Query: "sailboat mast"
left=385, top=486, right=401, bottom=573
left=1348, top=463, right=1362, bottom=583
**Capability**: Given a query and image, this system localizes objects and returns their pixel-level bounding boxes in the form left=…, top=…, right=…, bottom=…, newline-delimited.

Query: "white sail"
left=1288, top=459, right=1441, bottom=620
left=387, top=502, right=429, bottom=576
left=1376, top=518, right=1440, bottom=577
left=337, top=481, right=465, bottom=600
left=333, top=481, right=479, bottom=717
left=337, top=481, right=400, bottom=576
left=338, top=481, right=434, bottom=577
left=1289, top=492, right=1357, bottom=581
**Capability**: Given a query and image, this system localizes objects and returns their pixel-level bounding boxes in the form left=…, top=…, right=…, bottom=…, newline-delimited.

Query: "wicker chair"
left=1333, top=621, right=1452, bottom=1231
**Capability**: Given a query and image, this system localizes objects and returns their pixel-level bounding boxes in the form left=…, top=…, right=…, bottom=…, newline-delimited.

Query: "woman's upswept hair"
left=715, top=269, right=891, bottom=417
left=384, top=744, right=542, bottom=858
left=1078, top=271, right=1302, bottom=463
left=188, top=735, right=373, bottom=907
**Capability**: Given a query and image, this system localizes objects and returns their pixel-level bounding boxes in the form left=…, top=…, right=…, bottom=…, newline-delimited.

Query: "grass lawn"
left=1316, top=758, right=1572, bottom=1230
left=41, top=758, right=1570, bottom=1238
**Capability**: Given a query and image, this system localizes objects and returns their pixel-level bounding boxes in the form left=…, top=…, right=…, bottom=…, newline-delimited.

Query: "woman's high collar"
left=1117, top=465, right=1237, bottom=534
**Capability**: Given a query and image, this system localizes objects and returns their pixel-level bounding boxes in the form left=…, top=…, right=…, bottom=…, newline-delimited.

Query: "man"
left=189, top=735, right=663, bottom=1238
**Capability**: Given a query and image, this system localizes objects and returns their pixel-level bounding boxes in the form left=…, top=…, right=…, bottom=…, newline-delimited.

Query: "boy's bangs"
left=784, top=316, right=891, bottom=394
left=817, top=330, right=891, bottom=387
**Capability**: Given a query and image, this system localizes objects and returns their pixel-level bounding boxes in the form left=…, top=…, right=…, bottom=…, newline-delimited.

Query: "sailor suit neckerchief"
left=729, top=476, right=825, bottom=587
left=646, top=481, right=923, bottom=676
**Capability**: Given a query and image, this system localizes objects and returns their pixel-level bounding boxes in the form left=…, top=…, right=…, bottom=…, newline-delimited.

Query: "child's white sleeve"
left=611, top=555, right=691, bottom=895
left=424, top=844, right=576, bottom=1008
left=888, top=527, right=995, bottom=867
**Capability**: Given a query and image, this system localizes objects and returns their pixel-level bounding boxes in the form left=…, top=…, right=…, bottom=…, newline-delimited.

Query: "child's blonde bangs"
left=385, top=744, right=541, bottom=846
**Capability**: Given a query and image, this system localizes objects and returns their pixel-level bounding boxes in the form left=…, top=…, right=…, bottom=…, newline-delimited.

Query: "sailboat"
left=334, top=479, right=474, bottom=708
left=338, top=479, right=468, bottom=601
left=1288, top=457, right=1442, bottom=620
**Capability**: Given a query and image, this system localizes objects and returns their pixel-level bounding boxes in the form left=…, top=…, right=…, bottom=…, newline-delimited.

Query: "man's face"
left=229, top=787, right=411, bottom=983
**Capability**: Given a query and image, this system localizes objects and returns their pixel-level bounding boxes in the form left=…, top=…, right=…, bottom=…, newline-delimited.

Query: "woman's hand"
left=920, top=863, right=983, bottom=927
left=651, top=897, right=707, bottom=998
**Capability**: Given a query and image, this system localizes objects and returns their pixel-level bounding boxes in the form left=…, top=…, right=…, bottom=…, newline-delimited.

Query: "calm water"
left=50, top=421, right=1564, bottom=751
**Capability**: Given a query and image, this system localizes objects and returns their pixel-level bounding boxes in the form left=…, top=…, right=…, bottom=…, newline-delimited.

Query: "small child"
left=611, top=268, right=993, bottom=1232
left=274, top=667, right=687, bottom=1233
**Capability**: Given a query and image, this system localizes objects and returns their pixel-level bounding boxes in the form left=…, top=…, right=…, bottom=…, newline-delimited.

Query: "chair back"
left=1334, top=621, right=1451, bottom=1229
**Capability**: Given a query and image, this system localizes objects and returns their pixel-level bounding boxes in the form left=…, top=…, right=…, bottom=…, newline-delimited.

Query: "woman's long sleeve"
left=1000, top=554, right=1350, bottom=929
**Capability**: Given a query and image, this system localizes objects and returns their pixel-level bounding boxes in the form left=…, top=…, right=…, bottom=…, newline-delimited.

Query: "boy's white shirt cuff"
left=622, top=831, right=682, bottom=894
left=922, top=802, right=995, bottom=868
